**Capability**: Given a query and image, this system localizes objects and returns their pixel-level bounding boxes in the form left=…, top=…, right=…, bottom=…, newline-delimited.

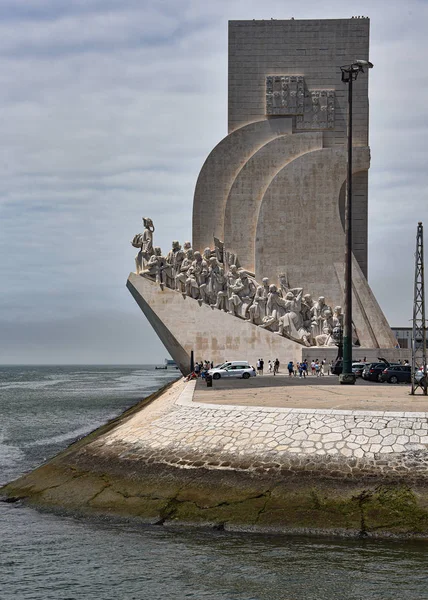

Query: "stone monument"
left=127, top=18, right=398, bottom=373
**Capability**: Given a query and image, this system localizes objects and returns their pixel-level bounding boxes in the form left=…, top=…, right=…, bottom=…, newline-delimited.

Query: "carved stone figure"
left=228, top=270, right=256, bottom=317
left=175, top=248, right=194, bottom=293
left=213, top=237, right=224, bottom=264
left=311, top=296, right=332, bottom=336
left=207, top=257, right=226, bottom=307
left=278, top=272, right=290, bottom=297
left=185, top=266, right=200, bottom=299
left=276, top=288, right=311, bottom=346
left=191, top=251, right=209, bottom=303
left=164, top=241, right=185, bottom=289
left=301, top=293, right=314, bottom=327
left=315, top=309, right=336, bottom=346
left=333, top=305, right=344, bottom=328
left=140, top=246, right=165, bottom=284
left=203, top=247, right=213, bottom=263
left=132, top=217, right=155, bottom=274
left=260, top=284, right=287, bottom=330
left=247, top=285, right=265, bottom=324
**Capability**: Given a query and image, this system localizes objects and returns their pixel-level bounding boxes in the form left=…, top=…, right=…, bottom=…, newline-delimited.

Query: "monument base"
left=339, top=373, right=356, bottom=385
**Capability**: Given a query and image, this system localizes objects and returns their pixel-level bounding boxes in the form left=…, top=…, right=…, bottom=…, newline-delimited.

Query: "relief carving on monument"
left=131, top=221, right=353, bottom=349
left=266, top=76, right=335, bottom=130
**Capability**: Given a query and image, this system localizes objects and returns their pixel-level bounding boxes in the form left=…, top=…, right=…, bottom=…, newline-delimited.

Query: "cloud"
left=1, top=0, right=427, bottom=363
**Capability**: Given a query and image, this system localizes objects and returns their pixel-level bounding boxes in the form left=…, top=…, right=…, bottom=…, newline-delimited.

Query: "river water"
left=1, top=365, right=427, bottom=600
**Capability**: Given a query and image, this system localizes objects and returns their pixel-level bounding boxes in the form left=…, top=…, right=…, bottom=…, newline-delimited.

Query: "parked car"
left=352, top=362, right=369, bottom=378
left=208, top=362, right=256, bottom=380
left=362, top=361, right=394, bottom=382
left=331, top=360, right=370, bottom=377
left=213, top=360, right=250, bottom=370
left=379, top=365, right=411, bottom=384
left=415, top=367, right=426, bottom=386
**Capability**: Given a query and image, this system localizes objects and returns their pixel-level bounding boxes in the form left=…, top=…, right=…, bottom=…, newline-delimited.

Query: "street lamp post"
left=339, top=60, right=373, bottom=385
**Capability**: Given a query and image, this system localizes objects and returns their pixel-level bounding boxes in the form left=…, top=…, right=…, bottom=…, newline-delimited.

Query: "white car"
left=415, top=367, right=427, bottom=385
left=208, top=362, right=256, bottom=380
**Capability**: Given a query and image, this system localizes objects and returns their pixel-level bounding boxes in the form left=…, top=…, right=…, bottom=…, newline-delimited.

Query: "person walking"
left=274, top=358, right=280, bottom=375
left=302, top=360, right=308, bottom=378
left=311, top=360, right=316, bottom=376
left=287, top=360, right=294, bottom=377
left=268, top=360, right=273, bottom=374
left=256, top=358, right=261, bottom=375
left=260, top=358, right=264, bottom=375
left=315, top=361, right=320, bottom=377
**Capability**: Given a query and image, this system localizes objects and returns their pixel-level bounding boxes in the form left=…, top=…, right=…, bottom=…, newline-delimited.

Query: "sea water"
left=1, top=365, right=427, bottom=600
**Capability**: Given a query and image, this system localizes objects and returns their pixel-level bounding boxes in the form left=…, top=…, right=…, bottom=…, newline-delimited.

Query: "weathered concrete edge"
left=178, top=380, right=428, bottom=418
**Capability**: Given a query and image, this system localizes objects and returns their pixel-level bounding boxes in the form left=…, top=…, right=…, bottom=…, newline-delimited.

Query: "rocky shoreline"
left=2, top=379, right=428, bottom=539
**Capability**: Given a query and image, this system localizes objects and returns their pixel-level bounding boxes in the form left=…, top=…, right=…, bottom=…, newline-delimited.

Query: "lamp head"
left=353, top=59, right=374, bottom=69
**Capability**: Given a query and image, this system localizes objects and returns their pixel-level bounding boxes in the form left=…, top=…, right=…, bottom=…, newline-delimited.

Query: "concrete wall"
left=192, top=118, right=292, bottom=253
left=255, top=147, right=369, bottom=304
left=127, top=273, right=303, bottom=372
left=228, top=18, right=370, bottom=147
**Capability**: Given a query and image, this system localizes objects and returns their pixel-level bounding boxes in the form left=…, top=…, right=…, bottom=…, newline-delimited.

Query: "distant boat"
left=164, top=359, right=178, bottom=369
left=155, top=359, right=178, bottom=370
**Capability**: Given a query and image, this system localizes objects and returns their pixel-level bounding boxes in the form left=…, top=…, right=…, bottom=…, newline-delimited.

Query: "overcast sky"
left=1, top=0, right=427, bottom=364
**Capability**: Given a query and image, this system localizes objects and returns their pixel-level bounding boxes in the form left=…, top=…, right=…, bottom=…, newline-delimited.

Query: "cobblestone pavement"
left=97, top=379, right=428, bottom=478
left=194, top=375, right=428, bottom=412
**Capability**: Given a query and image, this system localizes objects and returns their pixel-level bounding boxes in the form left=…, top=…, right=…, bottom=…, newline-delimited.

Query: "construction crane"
left=411, top=222, right=427, bottom=395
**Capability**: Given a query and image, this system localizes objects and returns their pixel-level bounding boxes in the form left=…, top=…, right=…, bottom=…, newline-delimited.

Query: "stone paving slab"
left=193, top=375, right=428, bottom=413
left=94, top=379, right=428, bottom=474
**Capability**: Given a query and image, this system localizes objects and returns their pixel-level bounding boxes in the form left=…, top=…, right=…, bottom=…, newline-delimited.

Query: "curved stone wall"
left=192, top=118, right=292, bottom=253
left=255, top=147, right=370, bottom=305
left=223, top=132, right=323, bottom=273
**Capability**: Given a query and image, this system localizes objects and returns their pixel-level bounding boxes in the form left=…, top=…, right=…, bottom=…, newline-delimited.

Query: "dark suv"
left=379, top=365, right=411, bottom=384
left=362, top=362, right=394, bottom=382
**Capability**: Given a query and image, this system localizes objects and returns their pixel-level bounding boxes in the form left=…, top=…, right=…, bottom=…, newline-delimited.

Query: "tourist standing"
left=274, top=358, right=280, bottom=375
left=260, top=358, right=264, bottom=375
left=287, top=361, right=294, bottom=377
left=311, top=360, right=316, bottom=376
left=268, top=360, right=273, bottom=374
left=302, top=360, right=308, bottom=378
left=315, top=361, right=320, bottom=377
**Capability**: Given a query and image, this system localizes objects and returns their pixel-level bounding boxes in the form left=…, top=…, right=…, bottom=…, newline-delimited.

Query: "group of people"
left=186, top=360, right=214, bottom=381
left=286, top=358, right=329, bottom=377
left=132, top=217, right=349, bottom=348
left=257, top=358, right=281, bottom=375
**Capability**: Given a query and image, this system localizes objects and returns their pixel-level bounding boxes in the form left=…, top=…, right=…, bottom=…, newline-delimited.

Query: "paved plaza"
left=194, top=374, right=428, bottom=413
left=90, top=378, right=428, bottom=470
